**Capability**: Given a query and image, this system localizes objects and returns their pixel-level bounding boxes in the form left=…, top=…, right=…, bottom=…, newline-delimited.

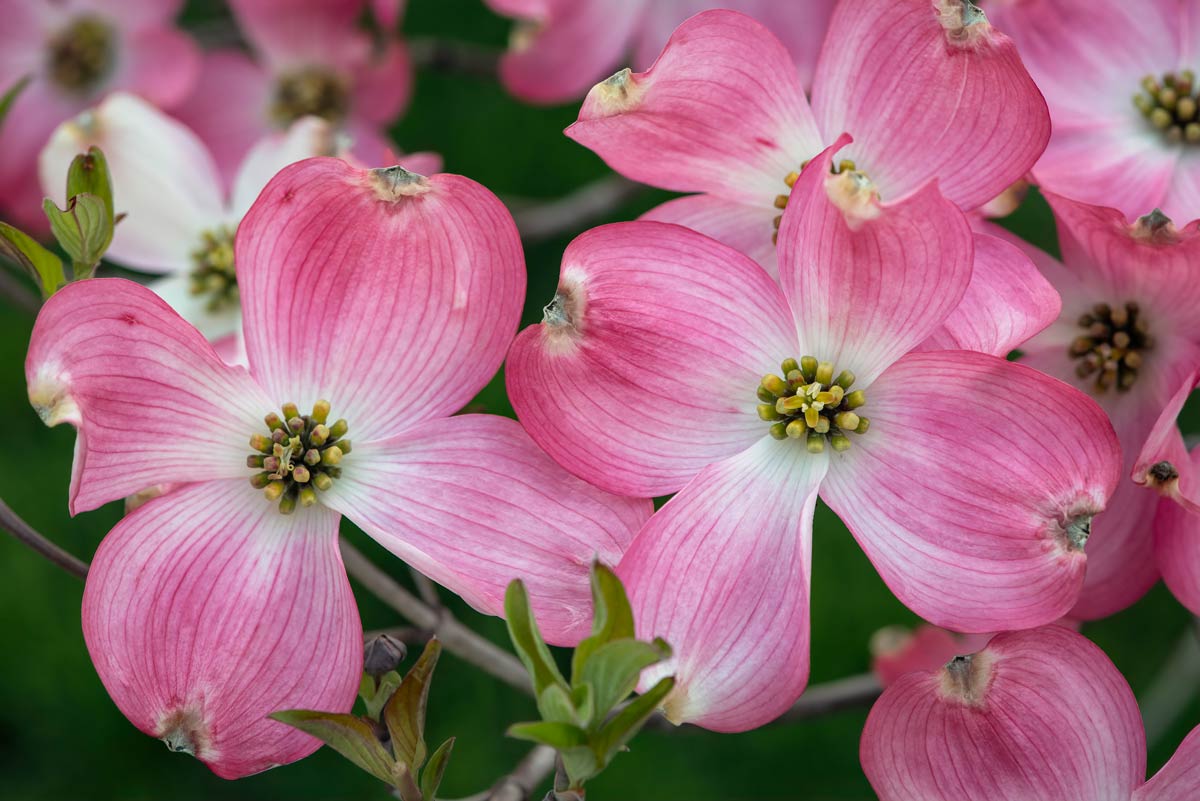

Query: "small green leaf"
left=570, top=682, right=595, bottom=727
left=0, top=75, right=31, bottom=133
left=419, top=737, right=455, bottom=801
left=361, top=669, right=403, bottom=721
left=0, top=222, right=65, bottom=298
left=593, top=676, right=676, bottom=766
left=383, top=639, right=441, bottom=773
left=269, top=710, right=395, bottom=785
left=506, top=721, right=589, bottom=750
left=538, top=682, right=582, bottom=726
left=504, top=579, right=569, bottom=699
left=65, top=147, right=114, bottom=222
left=42, top=193, right=112, bottom=274
left=581, top=639, right=668, bottom=718
left=392, top=762, right=422, bottom=801
left=571, top=562, right=635, bottom=683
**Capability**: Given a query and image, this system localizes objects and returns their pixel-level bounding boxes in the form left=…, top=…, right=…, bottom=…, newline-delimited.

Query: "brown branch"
left=444, top=744, right=558, bottom=801
left=409, top=38, right=501, bottom=80
left=0, top=497, right=89, bottom=578
left=508, top=176, right=645, bottom=243
left=411, top=566, right=443, bottom=609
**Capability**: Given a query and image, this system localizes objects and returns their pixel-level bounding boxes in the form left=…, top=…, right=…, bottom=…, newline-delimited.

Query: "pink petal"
left=236, top=159, right=524, bottom=440
left=640, top=194, right=779, bottom=277
left=112, top=26, right=201, bottom=109
left=861, top=626, right=1145, bottom=801
left=322, top=415, right=650, bottom=645
left=230, top=116, right=345, bottom=218
left=812, top=0, right=1050, bottom=210
left=617, top=436, right=825, bottom=731
left=371, top=0, right=406, bottom=30
left=86, top=0, right=185, bottom=26
left=506, top=221, right=797, bottom=498
left=1133, top=371, right=1200, bottom=513
left=821, top=350, right=1121, bottom=632
left=1137, top=725, right=1200, bottom=801
left=25, top=279, right=273, bottom=514
left=40, top=92, right=225, bottom=274
left=917, top=229, right=1061, bottom=357
left=566, top=9, right=823, bottom=206
left=1154, top=471, right=1200, bottom=618
left=229, top=0, right=370, bottom=70
left=776, top=140, right=974, bottom=386
left=83, top=479, right=360, bottom=779
left=348, top=38, right=412, bottom=126
left=870, top=625, right=993, bottom=689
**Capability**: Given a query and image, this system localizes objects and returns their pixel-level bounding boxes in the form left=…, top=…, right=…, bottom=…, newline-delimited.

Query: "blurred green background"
left=2, top=1, right=1198, bottom=799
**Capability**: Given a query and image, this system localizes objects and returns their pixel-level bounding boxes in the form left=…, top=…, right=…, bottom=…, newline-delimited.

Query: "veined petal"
left=1136, top=724, right=1200, bottom=801
left=113, top=26, right=202, bottom=109
left=861, top=627, right=1145, bottom=801
left=917, top=230, right=1061, bottom=357
left=617, top=436, right=826, bottom=731
left=776, top=141, right=974, bottom=387
left=1154, top=473, right=1200, bottom=617
left=39, top=92, right=225, bottom=274
left=811, top=0, right=1050, bottom=210
left=83, top=480, right=361, bottom=779
left=822, top=351, right=1120, bottom=632
left=230, top=116, right=345, bottom=219
left=148, top=272, right=243, bottom=346
left=323, top=415, right=650, bottom=645
left=640, top=194, right=780, bottom=277
left=237, top=159, right=524, bottom=440
left=870, top=625, right=994, bottom=689
left=506, top=221, right=797, bottom=498
left=567, top=9, right=823, bottom=206
left=1133, top=371, right=1200, bottom=513
left=25, top=279, right=273, bottom=514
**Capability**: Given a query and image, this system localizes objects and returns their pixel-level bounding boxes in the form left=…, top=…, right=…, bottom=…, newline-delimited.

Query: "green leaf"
left=269, top=710, right=395, bottom=785
left=571, top=562, right=636, bottom=684
left=419, top=737, right=455, bottom=801
left=0, top=222, right=65, bottom=298
left=538, top=682, right=582, bottom=726
left=504, top=579, right=569, bottom=699
left=570, top=682, right=595, bottom=727
left=506, top=721, right=589, bottom=750
left=361, top=669, right=403, bottom=721
left=0, top=75, right=31, bottom=133
left=383, top=638, right=441, bottom=772
left=580, top=639, right=668, bottom=718
left=392, top=762, right=422, bottom=801
left=42, top=193, right=112, bottom=274
left=593, top=676, right=675, bottom=766
left=65, top=147, right=114, bottom=223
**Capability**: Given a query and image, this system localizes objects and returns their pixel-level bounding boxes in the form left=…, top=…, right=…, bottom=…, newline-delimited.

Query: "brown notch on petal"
left=158, top=705, right=213, bottom=760
left=369, top=166, right=432, bottom=202
left=589, top=68, right=646, bottom=115
left=1147, top=460, right=1180, bottom=492
left=1131, top=209, right=1180, bottom=244
left=539, top=282, right=587, bottom=354
left=937, top=0, right=992, bottom=49
left=938, top=651, right=995, bottom=706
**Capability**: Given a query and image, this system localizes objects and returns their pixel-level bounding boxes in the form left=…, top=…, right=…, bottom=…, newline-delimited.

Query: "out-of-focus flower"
left=1016, top=193, right=1200, bottom=620
left=39, top=92, right=440, bottom=357
left=25, top=159, right=649, bottom=778
left=861, top=625, right=1200, bottom=801
left=484, top=0, right=837, bottom=104
left=0, top=0, right=199, bottom=230
left=173, top=0, right=412, bottom=186
left=870, top=626, right=994, bottom=689
left=506, top=140, right=1120, bottom=732
left=986, top=0, right=1200, bottom=222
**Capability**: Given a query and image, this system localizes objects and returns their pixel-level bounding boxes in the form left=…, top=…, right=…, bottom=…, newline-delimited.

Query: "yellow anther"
left=800, top=356, right=818, bottom=381
left=813, top=417, right=830, bottom=435
left=806, top=432, right=825, bottom=453
left=837, top=159, right=857, bottom=174
left=323, top=445, right=344, bottom=465
left=815, top=362, right=834, bottom=385
left=804, top=407, right=821, bottom=428
left=855, top=417, right=871, bottom=434
left=311, top=400, right=331, bottom=424
left=830, top=434, right=852, bottom=452
left=781, top=358, right=800, bottom=375
left=835, top=411, right=861, bottom=431
left=313, top=473, right=333, bottom=491
left=845, top=390, right=867, bottom=409
left=777, top=395, right=805, bottom=413
left=769, top=423, right=788, bottom=440
left=834, top=370, right=856, bottom=389
left=786, top=419, right=807, bottom=439
left=758, top=403, right=782, bottom=421
left=278, top=494, right=297, bottom=515
left=784, top=171, right=800, bottom=188
left=828, top=385, right=845, bottom=404
left=264, top=481, right=286, bottom=502
left=299, top=487, right=318, bottom=507
left=774, top=194, right=790, bottom=209
left=761, top=374, right=789, bottom=396
left=281, top=402, right=299, bottom=421
left=815, top=391, right=836, bottom=405
left=250, top=434, right=273, bottom=453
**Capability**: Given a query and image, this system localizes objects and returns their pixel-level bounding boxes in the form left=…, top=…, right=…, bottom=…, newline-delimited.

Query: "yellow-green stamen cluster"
left=46, top=15, right=115, bottom=93
left=1069, top=301, right=1153, bottom=393
left=248, top=400, right=351, bottom=514
left=1134, top=71, right=1200, bottom=143
left=772, top=159, right=860, bottom=243
left=269, top=67, right=350, bottom=127
left=188, top=226, right=237, bottom=312
left=756, top=357, right=869, bottom=453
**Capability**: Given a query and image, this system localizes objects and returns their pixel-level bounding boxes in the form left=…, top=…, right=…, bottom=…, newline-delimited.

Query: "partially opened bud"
left=363, top=633, right=407, bottom=679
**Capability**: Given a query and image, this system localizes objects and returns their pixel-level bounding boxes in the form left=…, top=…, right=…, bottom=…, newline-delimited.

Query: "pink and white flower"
left=986, top=0, right=1200, bottom=222
left=0, top=0, right=198, bottom=230
left=25, top=159, right=649, bottom=777
left=1015, top=193, right=1200, bottom=619
left=861, top=625, right=1200, bottom=801
left=506, top=140, right=1121, bottom=732
left=484, top=0, right=837, bottom=104
left=172, top=0, right=412, bottom=186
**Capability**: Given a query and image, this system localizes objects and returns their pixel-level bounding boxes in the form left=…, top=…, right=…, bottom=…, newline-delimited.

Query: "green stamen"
left=247, top=400, right=349, bottom=513
left=269, top=67, right=350, bottom=127
left=756, top=356, right=869, bottom=452
left=1134, top=70, right=1200, bottom=143
left=46, top=15, right=115, bottom=93
left=188, top=225, right=238, bottom=313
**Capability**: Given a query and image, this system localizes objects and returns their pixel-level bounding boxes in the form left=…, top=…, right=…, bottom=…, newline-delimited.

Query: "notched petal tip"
left=27, top=368, right=79, bottom=428
left=1132, top=208, right=1179, bottom=243
left=937, top=650, right=995, bottom=706
left=1057, top=511, right=1094, bottom=553
left=158, top=705, right=214, bottom=762
left=584, top=68, right=646, bottom=116
left=1138, top=460, right=1181, bottom=494
left=937, top=0, right=993, bottom=49
left=824, top=169, right=881, bottom=226
left=368, top=165, right=433, bottom=201
left=538, top=271, right=587, bottom=354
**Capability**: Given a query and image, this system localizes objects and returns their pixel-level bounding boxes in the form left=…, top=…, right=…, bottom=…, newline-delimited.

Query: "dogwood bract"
left=25, top=159, right=649, bottom=777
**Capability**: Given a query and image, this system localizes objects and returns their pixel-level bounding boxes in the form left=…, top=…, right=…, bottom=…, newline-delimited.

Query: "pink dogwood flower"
left=39, top=92, right=438, bottom=357
left=506, top=140, right=1121, bottom=731
left=484, top=0, right=837, bottom=104
left=1015, top=192, right=1200, bottom=619
left=25, top=159, right=649, bottom=777
left=173, top=0, right=412, bottom=186
left=0, top=0, right=199, bottom=230
left=985, top=0, right=1200, bottom=222
left=861, top=625, right=1200, bottom=801
left=870, top=626, right=993, bottom=689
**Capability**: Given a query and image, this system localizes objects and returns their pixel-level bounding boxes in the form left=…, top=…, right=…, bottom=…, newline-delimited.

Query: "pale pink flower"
left=484, top=0, right=837, bottom=104
left=172, top=0, right=412, bottom=187
left=861, top=625, right=1200, bottom=801
left=0, top=0, right=199, bottom=230
left=986, top=0, right=1200, bottom=222
left=25, top=159, right=649, bottom=777
left=505, top=140, right=1120, bottom=732
left=1015, top=193, right=1200, bottom=620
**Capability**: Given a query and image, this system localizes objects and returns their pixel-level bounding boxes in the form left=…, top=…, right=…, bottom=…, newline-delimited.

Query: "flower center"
left=269, top=67, right=350, bottom=127
left=772, top=159, right=865, bottom=242
left=188, top=225, right=237, bottom=313
left=247, top=400, right=351, bottom=514
left=1134, top=71, right=1200, bottom=143
left=46, top=15, right=115, bottom=93
left=1069, top=301, right=1154, bottom=393
left=756, top=357, right=868, bottom=453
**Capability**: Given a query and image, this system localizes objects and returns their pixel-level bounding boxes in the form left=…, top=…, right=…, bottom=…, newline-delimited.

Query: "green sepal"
left=65, top=147, right=114, bottom=222
left=0, top=75, right=31, bottom=133
left=570, top=682, right=595, bottom=728
left=570, top=562, right=636, bottom=684
left=538, top=682, right=582, bottom=726
left=268, top=710, right=395, bottom=785
left=419, top=737, right=455, bottom=801
left=383, top=638, right=441, bottom=772
left=506, top=720, right=589, bottom=750
left=360, top=669, right=402, bottom=721
left=42, top=193, right=111, bottom=276
left=580, top=638, right=670, bottom=718
left=593, top=676, right=676, bottom=765
left=0, top=222, right=65, bottom=298
left=504, top=579, right=569, bottom=699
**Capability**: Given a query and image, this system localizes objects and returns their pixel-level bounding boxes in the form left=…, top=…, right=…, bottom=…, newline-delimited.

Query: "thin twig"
left=364, top=625, right=428, bottom=643
left=1140, top=621, right=1200, bottom=749
left=411, top=566, right=443, bottom=609
left=340, top=540, right=532, bottom=695
left=0, top=497, right=89, bottom=578
left=445, top=744, right=558, bottom=801
left=508, top=176, right=645, bottom=243
left=409, top=37, right=501, bottom=79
